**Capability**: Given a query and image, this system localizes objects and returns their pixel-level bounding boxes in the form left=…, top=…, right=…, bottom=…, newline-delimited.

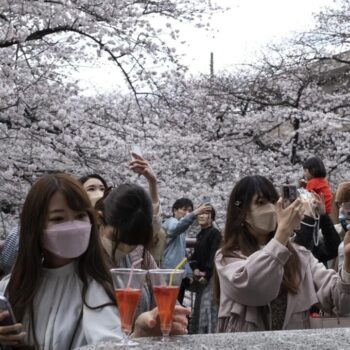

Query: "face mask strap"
left=313, top=213, right=320, bottom=247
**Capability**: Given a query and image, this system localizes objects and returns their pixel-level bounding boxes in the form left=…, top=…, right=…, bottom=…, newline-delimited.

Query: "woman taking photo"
left=0, top=173, right=189, bottom=348
left=215, top=175, right=350, bottom=332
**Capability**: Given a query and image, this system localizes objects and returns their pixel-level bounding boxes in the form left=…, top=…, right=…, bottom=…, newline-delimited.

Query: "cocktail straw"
left=169, top=257, right=187, bottom=286
left=126, top=258, right=143, bottom=289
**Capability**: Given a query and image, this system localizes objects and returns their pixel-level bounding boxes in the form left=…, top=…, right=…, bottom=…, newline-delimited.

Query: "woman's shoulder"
left=210, top=226, right=221, bottom=235
left=85, top=279, right=114, bottom=306
left=307, top=177, right=330, bottom=190
left=291, top=241, right=311, bottom=254
left=291, top=241, right=315, bottom=266
left=215, top=248, right=246, bottom=263
left=130, top=245, right=158, bottom=269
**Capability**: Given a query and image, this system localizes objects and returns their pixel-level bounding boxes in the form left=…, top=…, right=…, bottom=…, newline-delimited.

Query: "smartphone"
left=130, top=145, right=142, bottom=159
left=281, top=185, right=298, bottom=208
left=0, top=295, right=18, bottom=329
left=202, top=196, right=211, bottom=204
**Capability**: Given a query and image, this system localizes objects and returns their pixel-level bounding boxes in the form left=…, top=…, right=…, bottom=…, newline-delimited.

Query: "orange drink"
left=153, top=286, right=179, bottom=335
left=115, top=288, right=142, bottom=335
left=149, top=269, right=184, bottom=341
left=110, top=268, right=147, bottom=347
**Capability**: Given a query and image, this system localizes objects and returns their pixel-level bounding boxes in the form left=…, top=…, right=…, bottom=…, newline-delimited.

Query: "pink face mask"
left=42, top=220, right=92, bottom=259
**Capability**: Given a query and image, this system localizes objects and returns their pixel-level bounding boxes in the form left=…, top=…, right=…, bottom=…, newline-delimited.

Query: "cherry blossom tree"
left=2, top=0, right=350, bottom=236
left=0, top=0, right=221, bottom=234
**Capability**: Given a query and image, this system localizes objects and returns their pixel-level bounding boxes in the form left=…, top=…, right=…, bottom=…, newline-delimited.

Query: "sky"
left=76, top=0, right=335, bottom=93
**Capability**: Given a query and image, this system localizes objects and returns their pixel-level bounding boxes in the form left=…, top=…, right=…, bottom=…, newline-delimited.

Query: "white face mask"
left=88, top=191, right=104, bottom=207
left=246, top=203, right=277, bottom=234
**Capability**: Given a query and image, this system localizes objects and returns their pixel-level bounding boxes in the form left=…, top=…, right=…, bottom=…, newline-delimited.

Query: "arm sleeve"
left=152, top=202, right=162, bottom=237
left=310, top=254, right=350, bottom=316
left=215, top=239, right=291, bottom=306
left=313, top=215, right=341, bottom=263
left=0, top=226, right=19, bottom=274
left=163, top=213, right=195, bottom=240
left=338, top=242, right=345, bottom=272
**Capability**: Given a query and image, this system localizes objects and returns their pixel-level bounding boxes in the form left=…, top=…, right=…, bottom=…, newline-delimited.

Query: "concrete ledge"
left=77, top=327, right=350, bottom=349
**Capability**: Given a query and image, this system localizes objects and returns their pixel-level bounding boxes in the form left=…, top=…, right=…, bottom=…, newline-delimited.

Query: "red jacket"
left=306, top=177, right=332, bottom=214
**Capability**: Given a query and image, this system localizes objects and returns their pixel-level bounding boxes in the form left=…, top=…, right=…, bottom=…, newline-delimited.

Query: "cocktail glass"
left=148, top=269, right=184, bottom=341
left=110, top=268, right=147, bottom=347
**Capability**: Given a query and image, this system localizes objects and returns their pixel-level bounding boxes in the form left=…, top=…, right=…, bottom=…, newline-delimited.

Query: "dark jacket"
left=189, top=226, right=222, bottom=281
left=293, top=214, right=340, bottom=265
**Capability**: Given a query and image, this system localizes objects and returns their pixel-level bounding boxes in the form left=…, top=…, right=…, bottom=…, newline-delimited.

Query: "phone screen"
left=130, top=145, right=142, bottom=158
left=282, top=185, right=298, bottom=208
left=202, top=196, right=211, bottom=204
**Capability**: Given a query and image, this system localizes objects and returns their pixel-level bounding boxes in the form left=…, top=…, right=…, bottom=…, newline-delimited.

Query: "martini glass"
left=148, top=269, right=184, bottom=341
left=110, top=268, right=147, bottom=347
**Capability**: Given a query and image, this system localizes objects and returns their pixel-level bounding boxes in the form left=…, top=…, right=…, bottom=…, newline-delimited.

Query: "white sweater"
left=0, top=262, right=122, bottom=349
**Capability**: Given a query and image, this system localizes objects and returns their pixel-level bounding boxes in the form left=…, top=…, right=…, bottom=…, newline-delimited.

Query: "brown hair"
left=215, top=176, right=301, bottom=302
left=335, top=182, right=350, bottom=204
left=6, top=173, right=115, bottom=345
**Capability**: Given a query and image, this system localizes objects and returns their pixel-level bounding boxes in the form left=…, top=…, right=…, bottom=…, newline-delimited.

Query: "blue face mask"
left=339, top=213, right=350, bottom=232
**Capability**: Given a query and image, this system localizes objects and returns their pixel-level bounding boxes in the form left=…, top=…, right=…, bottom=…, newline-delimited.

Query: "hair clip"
left=234, top=200, right=241, bottom=207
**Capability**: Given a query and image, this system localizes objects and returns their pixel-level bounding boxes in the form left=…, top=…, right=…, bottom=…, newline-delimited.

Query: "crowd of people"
left=0, top=154, right=349, bottom=349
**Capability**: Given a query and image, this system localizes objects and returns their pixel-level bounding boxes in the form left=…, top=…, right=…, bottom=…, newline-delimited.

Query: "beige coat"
left=215, top=238, right=350, bottom=331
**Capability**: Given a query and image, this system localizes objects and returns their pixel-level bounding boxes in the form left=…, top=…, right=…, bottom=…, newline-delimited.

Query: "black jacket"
left=189, top=226, right=222, bottom=281
left=294, top=214, right=341, bottom=265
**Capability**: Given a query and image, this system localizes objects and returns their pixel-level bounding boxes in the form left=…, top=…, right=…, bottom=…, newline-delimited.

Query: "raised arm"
left=129, top=153, right=162, bottom=235
left=163, top=204, right=212, bottom=239
left=163, top=214, right=195, bottom=239
left=129, top=153, right=159, bottom=205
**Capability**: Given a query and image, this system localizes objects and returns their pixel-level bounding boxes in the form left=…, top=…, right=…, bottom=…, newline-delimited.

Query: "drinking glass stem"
left=161, top=329, right=170, bottom=342
left=122, top=331, right=129, bottom=347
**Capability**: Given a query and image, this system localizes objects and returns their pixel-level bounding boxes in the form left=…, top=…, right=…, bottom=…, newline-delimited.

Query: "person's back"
left=303, top=156, right=332, bottom=214
left=100, top=184, right=158, bottom=316
left=306, top=178, right=332, bottom=214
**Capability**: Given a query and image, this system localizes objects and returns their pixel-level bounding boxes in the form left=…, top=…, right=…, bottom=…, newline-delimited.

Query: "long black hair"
left=218, top=175, right=301, bottom=296
left=303, top=156, right=327, bottom=178
left=103, top=184, right=153, bottom=262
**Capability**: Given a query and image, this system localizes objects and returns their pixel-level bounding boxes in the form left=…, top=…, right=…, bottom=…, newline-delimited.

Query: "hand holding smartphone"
left=0, top=296, right=17, bottom=328
left=0, top=295, right=25, bottom=342
left=281, top=185, right=301, bottom=230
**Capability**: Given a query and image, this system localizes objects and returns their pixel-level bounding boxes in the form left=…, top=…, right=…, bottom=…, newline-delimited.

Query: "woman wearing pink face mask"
left=0, top=173, right=189, bottom=349
left=215, top=175, right=350, bottom=332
